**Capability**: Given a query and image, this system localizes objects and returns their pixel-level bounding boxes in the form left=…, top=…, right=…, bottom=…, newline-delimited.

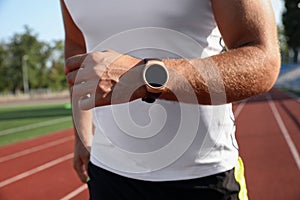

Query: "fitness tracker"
left=142, top=59, right=169, bottom=103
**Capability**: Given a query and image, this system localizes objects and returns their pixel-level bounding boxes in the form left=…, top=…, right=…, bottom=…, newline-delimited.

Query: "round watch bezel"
left=143, top=60, right=169, bottom=93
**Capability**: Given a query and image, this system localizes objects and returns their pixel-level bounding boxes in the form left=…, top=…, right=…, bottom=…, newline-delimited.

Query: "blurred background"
left=0, top=0, right=299, bottom=102
left=0, top=0, right=299, bottom=200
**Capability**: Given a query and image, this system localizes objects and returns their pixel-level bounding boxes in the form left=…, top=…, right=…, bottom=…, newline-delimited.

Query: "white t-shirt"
left=65, top=0, right=239, bottom=181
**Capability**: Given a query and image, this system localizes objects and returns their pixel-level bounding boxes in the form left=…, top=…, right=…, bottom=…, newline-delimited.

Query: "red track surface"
left=0, top=88, right=299, bottom=199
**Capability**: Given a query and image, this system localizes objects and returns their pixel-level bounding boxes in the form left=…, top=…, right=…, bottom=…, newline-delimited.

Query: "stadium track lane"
left=0, top=129, right=88, bottom=200
left=0, top=129, right=74, bottom=181
left=0, top=159, right=85, bottom=200
left=272, top=90, right=300, bottom=156
left=0, top=138, right=73, bottom=181
left=70, top=190, right=89, bottom=200
left=0, top=129, right=73, bottom=158
left=1, top=88, right=299, bottom=200
left=236, top=88, right=300, bottom=200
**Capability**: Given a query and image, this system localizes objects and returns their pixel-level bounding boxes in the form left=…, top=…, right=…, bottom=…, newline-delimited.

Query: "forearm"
left=72, top=108, right=93, bottom=147
left=68, top=82, right=93, bottom=146
left=161, top=44, right=280, bottom=104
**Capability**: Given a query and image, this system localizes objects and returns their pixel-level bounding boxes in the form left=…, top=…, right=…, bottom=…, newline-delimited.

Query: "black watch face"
left=145, top=64, right=168, bottom=88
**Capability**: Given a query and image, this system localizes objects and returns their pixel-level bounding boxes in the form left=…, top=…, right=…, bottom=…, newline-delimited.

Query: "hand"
left=65, top=50, right=145, bottom=109
left=73, top=139, right=91, bottom=183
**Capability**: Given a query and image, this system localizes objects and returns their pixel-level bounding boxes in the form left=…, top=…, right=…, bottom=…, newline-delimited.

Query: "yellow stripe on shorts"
left=234, top=156, right=248, bottom=200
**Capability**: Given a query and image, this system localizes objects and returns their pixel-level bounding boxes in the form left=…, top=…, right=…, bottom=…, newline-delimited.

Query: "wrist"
left=115, top=54, right=141, bottom=71
left=158, top=58, right=204, bottom=103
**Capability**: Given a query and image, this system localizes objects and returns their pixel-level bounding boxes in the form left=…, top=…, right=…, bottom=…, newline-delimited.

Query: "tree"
left=47, top=40, right=67, bottom=90
left=0, top=43, right=9, bottom=92
left=4, top=26, right=52, bottom=93
left=278, top=26, right=289, bottom=64
left=0, top=26, right=67, bottom=93
left=282, top=0, right=300, bottom=63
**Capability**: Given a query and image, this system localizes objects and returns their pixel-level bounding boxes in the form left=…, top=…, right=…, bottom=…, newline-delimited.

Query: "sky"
left=0, top=0, right=284, bottom=43
left=0, top=0, right=64, bottom=42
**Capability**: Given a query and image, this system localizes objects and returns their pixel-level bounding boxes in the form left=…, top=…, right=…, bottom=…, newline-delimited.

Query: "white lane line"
left=59, top=184, right=88, bottom=200
left=267, top=95, right=300, bottom=171
left=0, top=136, right=73, bottom=163
left=234, top=100, right=247, bottom=118
left=0, top=153, right=73, bottom=188
left=0, top=117, right=71, bottom=136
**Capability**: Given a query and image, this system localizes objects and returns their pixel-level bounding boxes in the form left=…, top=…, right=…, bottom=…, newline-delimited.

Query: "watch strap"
left=143, top=58, right=162, bottom=63
left=142, top=91, right=162, bottom=103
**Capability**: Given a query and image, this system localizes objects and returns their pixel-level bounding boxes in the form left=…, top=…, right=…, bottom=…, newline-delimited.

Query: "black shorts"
left=87, top=162, right=242, bottom=200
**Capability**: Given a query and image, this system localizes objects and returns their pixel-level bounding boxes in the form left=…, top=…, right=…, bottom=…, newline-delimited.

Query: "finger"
left=72, top=80, right=99, bottom=99
left=66, top=67, right=94, bottom=86
left=67, top=67, right=101, bottom=87
left=79, top=92, right=99, bottom=110
left=73, top=159, right=88, bottom=183
left=65, top=54, right=87, bottom=75
left=82, top=155, right=90, bottom=171
left=66, top=70, right=78, bottom=86
left=78, top=168, right=88, bottom=183
left=75, top=65, right=103, bottom=84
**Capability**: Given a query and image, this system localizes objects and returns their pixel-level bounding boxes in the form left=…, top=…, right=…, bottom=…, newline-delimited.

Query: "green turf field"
left=0, top=102, right=73, bottom=146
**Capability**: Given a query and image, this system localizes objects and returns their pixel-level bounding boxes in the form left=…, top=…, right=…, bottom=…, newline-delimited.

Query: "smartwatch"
left=142, top=58, right=169, bottom=103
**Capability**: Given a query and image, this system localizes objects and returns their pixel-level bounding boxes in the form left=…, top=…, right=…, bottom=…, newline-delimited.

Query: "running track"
left=0, top=88, right=299, bottom=199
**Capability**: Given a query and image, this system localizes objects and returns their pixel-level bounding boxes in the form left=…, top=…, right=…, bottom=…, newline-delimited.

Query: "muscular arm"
left=63, top=0, right=280, bottom=109
left=60, top=0, right=93, bottom=183
left=160, top=0, right=280, bottom=104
